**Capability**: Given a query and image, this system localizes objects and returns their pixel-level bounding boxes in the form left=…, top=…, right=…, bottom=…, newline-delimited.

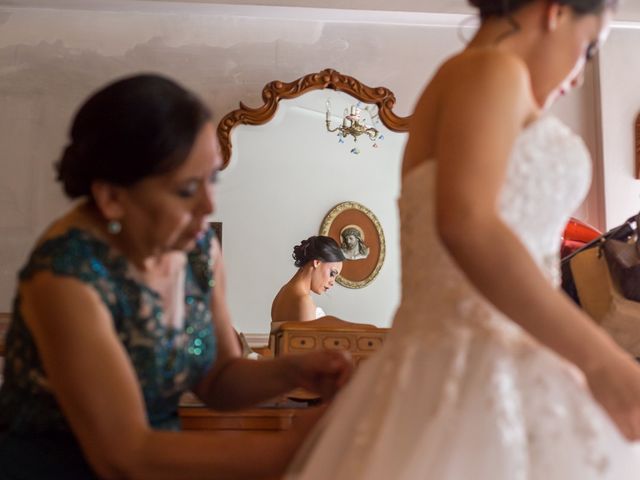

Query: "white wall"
left=598, top=25, right=640, bottom=230
left=0, top=1, right=606, bottom=334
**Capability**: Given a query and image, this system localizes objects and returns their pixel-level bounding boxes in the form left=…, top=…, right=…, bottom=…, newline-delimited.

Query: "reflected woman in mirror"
left=271, top=236, right=345, bottom=331
left=287, top=0, right=640, bottom=478
left=0, top=74, right=353, bottom=479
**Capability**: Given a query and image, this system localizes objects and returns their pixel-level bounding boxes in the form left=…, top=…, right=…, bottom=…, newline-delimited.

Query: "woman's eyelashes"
left=330, top=270, right=339, bottom=278
left=177, top=181, right=198, bottom=198
left=177, top=173, right=218, bottom=198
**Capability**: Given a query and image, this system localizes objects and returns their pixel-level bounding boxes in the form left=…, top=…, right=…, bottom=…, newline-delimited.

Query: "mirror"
left=214, top=69, right=410, bottom=335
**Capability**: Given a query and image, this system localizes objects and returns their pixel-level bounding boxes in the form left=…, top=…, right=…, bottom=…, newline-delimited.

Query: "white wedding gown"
left=286, top=116, right=640, bottom=479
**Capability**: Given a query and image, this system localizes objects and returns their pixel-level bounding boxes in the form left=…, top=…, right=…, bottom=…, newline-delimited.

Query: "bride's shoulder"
left=440, top=48, right=531, bottom=91
left=427, top=48, right=536, bottom=119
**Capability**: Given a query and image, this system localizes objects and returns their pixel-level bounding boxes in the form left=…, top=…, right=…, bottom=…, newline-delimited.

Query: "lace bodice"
left=395, top=115, right=591, bottom=334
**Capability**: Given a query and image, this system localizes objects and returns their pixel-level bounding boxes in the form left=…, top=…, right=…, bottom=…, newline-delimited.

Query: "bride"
left=286, top=0, right=640, bottom=478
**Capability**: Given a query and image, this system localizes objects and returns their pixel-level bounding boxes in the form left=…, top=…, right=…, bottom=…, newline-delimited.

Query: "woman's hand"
left=285, top=350, right=354, bottom=400
left=585, top=350, right=640, bottom=441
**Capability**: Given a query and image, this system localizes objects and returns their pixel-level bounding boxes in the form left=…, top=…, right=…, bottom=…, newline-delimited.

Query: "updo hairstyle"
left=292, top=236, right=345, bottom=268
left=468, top=0, right=617, bottom=19
left=56, top=73, right=212, bottom=199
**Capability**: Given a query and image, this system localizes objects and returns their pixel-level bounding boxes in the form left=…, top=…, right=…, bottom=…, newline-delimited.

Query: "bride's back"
left=401, top=48, right=538, bottom=179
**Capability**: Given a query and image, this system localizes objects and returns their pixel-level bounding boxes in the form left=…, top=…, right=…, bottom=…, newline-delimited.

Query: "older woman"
left=0, top=74, right=352, bottom=479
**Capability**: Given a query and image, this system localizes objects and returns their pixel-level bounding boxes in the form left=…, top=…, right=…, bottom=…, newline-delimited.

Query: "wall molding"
left=243, top=332, right=270, bottom=348
left=1, top=0, right=476, bottom=28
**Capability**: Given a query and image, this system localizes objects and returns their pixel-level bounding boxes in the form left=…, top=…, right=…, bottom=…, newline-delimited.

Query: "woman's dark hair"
left=469, top=0, right=618, bottom=19
left=292, top=236, right=345, bottom=268
left=56, top=73, right=212, bottom=199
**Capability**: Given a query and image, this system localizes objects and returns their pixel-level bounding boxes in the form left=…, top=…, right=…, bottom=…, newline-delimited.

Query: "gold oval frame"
left=319, top=201, right=385, bottom=289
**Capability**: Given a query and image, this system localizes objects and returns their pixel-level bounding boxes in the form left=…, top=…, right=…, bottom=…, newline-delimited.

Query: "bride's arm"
left=430, top=52, right=640, bottom=440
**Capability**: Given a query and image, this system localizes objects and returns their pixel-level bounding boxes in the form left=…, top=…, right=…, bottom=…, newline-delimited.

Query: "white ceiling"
left=140, top=0, right=475, bottom=13
left=1, top=0, right=639, bottom=22
left=133, top=0, right=640, bottom=21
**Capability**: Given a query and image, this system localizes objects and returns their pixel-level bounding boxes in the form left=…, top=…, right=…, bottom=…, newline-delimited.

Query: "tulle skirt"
left=286, top=324, right=640, bottom=479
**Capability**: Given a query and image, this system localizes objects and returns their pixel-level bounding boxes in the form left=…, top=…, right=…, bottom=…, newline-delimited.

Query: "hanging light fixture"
left=325, top=100, right=379, bottom=143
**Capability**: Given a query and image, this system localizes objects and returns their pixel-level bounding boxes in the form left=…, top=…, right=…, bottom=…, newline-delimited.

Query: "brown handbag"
left=602, top=214, right=640, bottom=302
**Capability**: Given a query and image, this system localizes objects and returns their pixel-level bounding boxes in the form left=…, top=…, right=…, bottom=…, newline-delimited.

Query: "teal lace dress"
left=0, top=227, right=217, bottom=479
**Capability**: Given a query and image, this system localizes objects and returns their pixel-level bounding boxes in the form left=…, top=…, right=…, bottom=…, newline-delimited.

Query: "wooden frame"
left=217, top=68, right=411, bottom=168
left=209, top=221, right=222, bottom=249
left=319, top=201, right=385, bottom=289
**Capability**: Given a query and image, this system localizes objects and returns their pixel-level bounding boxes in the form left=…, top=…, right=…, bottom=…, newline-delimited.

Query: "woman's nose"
left=200, top=184, right=215, bottom=215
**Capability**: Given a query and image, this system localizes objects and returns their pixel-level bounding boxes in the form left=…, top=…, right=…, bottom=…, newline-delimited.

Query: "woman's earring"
left=107, top=219, right=122, bottom=235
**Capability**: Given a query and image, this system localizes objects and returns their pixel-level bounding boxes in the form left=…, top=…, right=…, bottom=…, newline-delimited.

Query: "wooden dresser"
left=178, top=393, right=306, bottom=432
left=179, top=406, right=300, bottom=431
left=180, top=317, right=390, bottom=431
left=271, top=316, right=390, bottom=367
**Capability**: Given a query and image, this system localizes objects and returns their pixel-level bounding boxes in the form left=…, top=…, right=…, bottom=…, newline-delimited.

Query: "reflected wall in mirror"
left=214, top=69, right=410, bottom=334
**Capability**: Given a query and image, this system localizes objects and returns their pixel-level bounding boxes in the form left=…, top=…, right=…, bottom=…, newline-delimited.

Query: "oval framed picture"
left=319, top=201, right=385, bottom=289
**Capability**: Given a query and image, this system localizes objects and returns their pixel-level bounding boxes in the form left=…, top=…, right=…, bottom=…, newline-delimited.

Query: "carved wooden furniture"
left=271, top=316, right=390, bottom=367
left=178, top=317, right=390, bottom=433
left=178, top=389, right=307, bottom=430
left=178, top=402, right=304, bottom=480
left=179, top=406, right=301, bottom=431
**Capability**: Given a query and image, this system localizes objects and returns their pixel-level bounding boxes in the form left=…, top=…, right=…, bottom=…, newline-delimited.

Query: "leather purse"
left=602, top=214, right=640, bottom=302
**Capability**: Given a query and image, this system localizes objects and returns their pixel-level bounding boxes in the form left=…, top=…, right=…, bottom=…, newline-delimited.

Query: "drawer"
left=322, top=336, right=352, bottom=350
left=288, top=335, right=316, bottom=350
left=357, top=337, right=383, bottom=351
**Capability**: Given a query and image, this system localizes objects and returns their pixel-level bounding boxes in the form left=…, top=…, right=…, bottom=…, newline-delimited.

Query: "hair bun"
left=56, top=143, right=92, bottom=198
left=291, top=235, right=345, bottom=268
left=292, top=238, right=311, bottom=267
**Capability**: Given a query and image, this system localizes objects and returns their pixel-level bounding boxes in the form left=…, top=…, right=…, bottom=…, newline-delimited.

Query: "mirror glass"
left=214, top=80, right=408, bottom=335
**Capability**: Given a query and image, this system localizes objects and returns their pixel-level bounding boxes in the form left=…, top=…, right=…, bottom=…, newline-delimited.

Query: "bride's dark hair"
left=292, top=236, right=345, bottom=268
left=469, top=0, right=618, bottom=19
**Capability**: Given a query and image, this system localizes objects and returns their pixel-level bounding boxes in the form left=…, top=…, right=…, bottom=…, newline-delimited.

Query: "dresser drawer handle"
left=322, top=337, right=351, bottom=350
left=357, top=337, right=383, bottom=350
left=290, top=336, right=316, bottom=349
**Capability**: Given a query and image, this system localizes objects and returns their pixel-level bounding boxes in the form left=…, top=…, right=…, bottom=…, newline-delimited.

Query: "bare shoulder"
left=271, top=285, right=315, bottom=323
left=294, top=294, right=316, bottom=322
left=20, top=270, right=112, bottom=342
left=404, top=49, right=535, bottom=174
left=437, top=48, right=535, bottom=111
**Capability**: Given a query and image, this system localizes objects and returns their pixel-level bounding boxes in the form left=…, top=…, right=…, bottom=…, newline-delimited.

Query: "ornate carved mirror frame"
left=217, top=68, right=412, bottom=168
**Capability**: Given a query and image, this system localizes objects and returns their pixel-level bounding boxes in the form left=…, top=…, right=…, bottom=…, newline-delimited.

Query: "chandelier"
left=325, top=100, right=379, bottom=144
